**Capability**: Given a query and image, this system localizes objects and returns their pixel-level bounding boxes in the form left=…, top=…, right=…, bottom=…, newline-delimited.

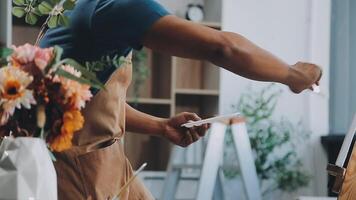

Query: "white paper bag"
left=0, top=137, right=57, bottom=200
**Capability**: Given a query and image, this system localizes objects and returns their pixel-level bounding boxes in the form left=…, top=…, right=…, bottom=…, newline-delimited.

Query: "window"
left=330, top=0, right=356, bottom=134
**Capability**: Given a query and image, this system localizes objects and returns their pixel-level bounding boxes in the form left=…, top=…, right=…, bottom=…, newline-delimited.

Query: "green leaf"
left=63, top=0, right=76, bottom=10
left=47, top=15, right=59, bottom=28
left=56, top=68, right=104, bottom=90
left=64, top=59, right=100, bottom=79
left=58, top=15, right=70, bottom=27
left=60, top=58, right=105, bottom=89
left=25, top=12, right=38, bottom=25
left=38, top=1, right=53, bottom=15
left=33, top=8, right=42, bottom=16
left=48, top=148, right=57, bottom=161
left=52, top=57, right=105, bottom=90
left=53, top=45, right=63, bottom=63
left=49, top=0, right=61, bottom=4
left=13, top=0, right=26, bottom=6
left=12, top=7, right=26, bottom=18
left=0, top=48, right=13, bottom=58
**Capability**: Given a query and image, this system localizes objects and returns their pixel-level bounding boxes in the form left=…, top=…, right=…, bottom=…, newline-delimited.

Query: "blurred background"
left=1, top=0, right=355, bottom=199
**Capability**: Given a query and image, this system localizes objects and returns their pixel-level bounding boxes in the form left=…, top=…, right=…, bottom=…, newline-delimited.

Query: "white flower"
left=0, top=67, right=36, bottom=123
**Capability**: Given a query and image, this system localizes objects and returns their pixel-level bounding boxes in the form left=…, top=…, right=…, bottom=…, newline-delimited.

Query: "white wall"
left=220, top=0, right=331, bottom=198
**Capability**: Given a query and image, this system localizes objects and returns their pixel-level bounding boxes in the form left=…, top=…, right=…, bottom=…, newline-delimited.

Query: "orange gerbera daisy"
left=50, top=109, right=84, bottom=152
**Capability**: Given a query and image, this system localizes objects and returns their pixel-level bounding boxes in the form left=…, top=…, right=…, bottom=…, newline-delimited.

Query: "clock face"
left=187, top=6, right=204, bottom=22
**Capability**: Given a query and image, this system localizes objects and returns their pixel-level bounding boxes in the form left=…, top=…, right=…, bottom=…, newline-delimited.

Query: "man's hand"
left=161, top=112, right=209, bottom=147
left=287, top=62, right=322, bottom=94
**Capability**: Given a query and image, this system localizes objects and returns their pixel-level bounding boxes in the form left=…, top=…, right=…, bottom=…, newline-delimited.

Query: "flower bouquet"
left=0, top=44, right=103, bottom=152
left=0, top=44, right=103, bottom=199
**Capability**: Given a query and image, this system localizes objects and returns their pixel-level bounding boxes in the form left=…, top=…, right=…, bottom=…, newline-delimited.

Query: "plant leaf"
left=61, top=59, right=99, bottom=80
left=58, top=15, right=70, bottom=27
left=48, top=15, right=59, bottom=28
left=60, top=58, right=105, bottom=89
left=49, top=0, right=61, bottom=4
left=56, top=68, right=104, bottom=90
left=33, top=8, right=42, bottom=16
left=48, top=148, right=57, bottom=161
left=63, top=0, right=76, bottom=10
left=12, top=7, right=26, bottom=18
left=0, top=48, right=13, bottom=59
left=25, top=12, right=38, bottom=25
left=52, top=57, right=105, bottom=89
left=13, top=0, right=26, bottom=6
left=38, top=1, right=53, bottom=15
left=54, top=46, right=63, bottom=63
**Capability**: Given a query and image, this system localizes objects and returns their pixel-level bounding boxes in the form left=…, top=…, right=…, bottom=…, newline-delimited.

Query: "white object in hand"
left=312, top=84, right=321, bottom=93
left=181, top=112, right=241, bottom=128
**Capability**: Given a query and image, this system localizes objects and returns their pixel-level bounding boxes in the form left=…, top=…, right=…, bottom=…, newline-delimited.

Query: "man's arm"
left=125, top=15, right=321, bottom=146
left=143, top=15, right=321, bottom=93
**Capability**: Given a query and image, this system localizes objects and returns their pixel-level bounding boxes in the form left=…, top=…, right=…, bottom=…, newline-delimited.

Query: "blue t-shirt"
left=40, top=0, right=169, bottom=82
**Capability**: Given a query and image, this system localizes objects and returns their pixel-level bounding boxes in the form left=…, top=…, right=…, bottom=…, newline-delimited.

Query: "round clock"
left=186, top=4, right=204, bottom=22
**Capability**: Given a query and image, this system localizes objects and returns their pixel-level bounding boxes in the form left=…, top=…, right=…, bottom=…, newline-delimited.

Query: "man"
left=41, top=0, right=322, bottom=199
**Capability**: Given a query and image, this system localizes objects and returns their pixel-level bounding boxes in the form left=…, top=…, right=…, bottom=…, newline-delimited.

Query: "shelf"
left=127, top=49, right=172, bottom=99
left=175, top=95, right=219, bottom=118
left=126, top=98, right=172, bottom=105
left=174, top=57, right=220, bottom=91
left=175, top=89, right=219, bottom=96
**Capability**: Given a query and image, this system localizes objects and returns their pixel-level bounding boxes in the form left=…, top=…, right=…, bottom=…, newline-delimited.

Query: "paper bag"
left=0, top=137, right=57, bottom=200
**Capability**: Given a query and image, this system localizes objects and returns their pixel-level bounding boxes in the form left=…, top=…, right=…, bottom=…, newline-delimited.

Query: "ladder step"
left=172, top=164, right=202, bottom=169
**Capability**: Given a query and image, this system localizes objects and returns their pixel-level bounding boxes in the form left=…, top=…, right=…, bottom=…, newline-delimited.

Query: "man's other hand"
left=161, top=112, right=209, bottom=147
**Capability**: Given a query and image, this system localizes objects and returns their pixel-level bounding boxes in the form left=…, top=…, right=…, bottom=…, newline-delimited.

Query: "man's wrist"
left=156, top=118, right=168, bottom=138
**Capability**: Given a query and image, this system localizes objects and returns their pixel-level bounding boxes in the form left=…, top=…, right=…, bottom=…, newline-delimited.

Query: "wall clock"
left=186, top=4, right=204, bottom=22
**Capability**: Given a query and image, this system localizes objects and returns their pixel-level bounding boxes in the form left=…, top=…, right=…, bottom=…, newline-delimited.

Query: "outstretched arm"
left=125, top=15, right=321, bottom=146
left=143, top=15, right=321, bottom=93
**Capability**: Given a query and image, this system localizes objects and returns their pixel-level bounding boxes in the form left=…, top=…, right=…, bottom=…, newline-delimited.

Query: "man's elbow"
left=208, top=31, right=236, bottom=64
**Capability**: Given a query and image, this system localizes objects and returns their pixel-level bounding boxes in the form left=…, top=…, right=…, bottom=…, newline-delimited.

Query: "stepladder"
left=327, top=114, right=356, bottom=200
left=161, top=117, right=262, bottom=200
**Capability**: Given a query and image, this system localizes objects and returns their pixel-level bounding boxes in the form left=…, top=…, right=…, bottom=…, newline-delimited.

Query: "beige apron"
left=54, top=53, right=154, bottom=200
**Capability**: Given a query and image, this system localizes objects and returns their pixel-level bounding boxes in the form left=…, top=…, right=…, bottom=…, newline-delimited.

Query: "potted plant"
left=224, top=84, right=311, bottom=199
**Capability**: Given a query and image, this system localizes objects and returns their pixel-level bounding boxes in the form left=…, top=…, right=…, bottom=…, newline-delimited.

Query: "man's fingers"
left=189, top=129, right=200, bottom=142
left=197, top=124, right=208, bottom=137
left=183, top=112, right=201, bottom=122
left=172, top=112, right=201, bottom=126
left=182, top=129, right=193, bottom=147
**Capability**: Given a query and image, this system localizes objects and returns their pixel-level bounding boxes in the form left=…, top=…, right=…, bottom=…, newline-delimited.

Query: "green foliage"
left=132, top=50, right=149, bottom=100
left=226, top=84, right=311, bottom=195
left=85, top=54, right=126, bottom=73
left=53, top=58, right=105, bottom=90
left=12, top=0, right=76, bottom=28
left=0, top=48, right=13, bottom=66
